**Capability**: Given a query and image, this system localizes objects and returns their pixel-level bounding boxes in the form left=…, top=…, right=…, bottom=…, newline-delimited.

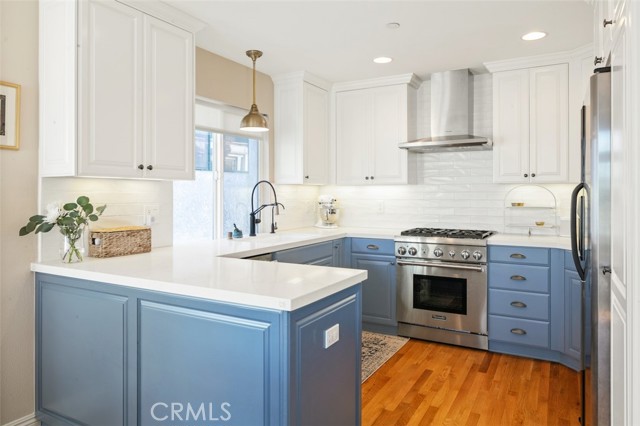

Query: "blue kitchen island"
left=32, top=241, right=367, bottom=426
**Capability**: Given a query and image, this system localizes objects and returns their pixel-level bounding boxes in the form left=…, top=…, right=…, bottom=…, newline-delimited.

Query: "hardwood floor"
left=362, top=339, right=581, bottom=426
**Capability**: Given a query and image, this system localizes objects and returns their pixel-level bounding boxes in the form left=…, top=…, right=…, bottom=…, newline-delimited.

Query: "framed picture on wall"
left=0, top=81, right=21, bottom=150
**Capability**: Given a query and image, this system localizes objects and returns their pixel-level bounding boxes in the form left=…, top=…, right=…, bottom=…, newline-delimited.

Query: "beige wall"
left=195, top=47, right=275, bottom=178
left=0, top=0, right=39, bottom=422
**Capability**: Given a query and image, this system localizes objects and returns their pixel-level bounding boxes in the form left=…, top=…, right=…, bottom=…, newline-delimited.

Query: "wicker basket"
left=89, top=226, right=151, bottom=258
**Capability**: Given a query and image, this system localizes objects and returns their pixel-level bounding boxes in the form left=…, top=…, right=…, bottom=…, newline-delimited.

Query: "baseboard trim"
left=2, top=413, right=40, bottom=426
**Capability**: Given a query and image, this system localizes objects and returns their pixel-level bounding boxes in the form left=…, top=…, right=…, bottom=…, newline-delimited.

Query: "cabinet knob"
left=531, top=173, right=536, bottom=177
left=305, top=175, right=309, bottom=179
left=510, top=328, right=527, bottom=335
left=370, top=176, right=374, bottom=180
left=138, top=164, right=144, bottom=170
left=147, top=165, right=153, bottom=171
left=594, top=56, right=604, bottom=66
left=524, top=173, right=528, bottom=178
left=365, top=176, right=369, bottom=180
left=603, top=18, right=614, bottom=27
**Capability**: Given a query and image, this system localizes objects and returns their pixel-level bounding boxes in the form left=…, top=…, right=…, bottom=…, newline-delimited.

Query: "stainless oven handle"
left=396, top=260, right=485, bottom=272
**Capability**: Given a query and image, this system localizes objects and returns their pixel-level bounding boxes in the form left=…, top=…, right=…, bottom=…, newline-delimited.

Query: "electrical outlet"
left=144, top=205, right=160, bottom=226
left=324, top=324, right=340, bottom=349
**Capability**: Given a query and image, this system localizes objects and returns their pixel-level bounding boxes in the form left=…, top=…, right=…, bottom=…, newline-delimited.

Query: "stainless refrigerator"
left=571, top=67, right=611, bottom=426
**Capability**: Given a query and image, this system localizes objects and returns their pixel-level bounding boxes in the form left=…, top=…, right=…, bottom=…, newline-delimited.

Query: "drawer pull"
left=510, top=275, right=527, bottom=281
left=366, top=244, right=379, bottom=250
left=510, top=253, right=526, bottom=259
left=510, top=328, right=527, bottom=335
left=510, top=301, right=527, bottom=308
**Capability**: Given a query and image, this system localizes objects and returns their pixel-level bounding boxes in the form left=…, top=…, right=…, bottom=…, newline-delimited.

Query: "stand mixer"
left=315, top=195, right=339, bottom=228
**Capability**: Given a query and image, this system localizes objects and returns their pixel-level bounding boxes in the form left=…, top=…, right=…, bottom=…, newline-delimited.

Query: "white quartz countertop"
left=32, top=227, right=397, bottom=311
left=32, top=226, right=572, bottom=311
left=487, top=233, right=571, bottom=250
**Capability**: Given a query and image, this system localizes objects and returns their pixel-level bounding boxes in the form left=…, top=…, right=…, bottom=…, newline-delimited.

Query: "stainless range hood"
left=399, top=69, right=491, bottom=152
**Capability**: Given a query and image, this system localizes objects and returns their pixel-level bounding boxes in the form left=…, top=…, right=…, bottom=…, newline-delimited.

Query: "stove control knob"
left=408, top=247, right=418, bottom=256
left=433, top=248, right=443, bottom=258
left=472, top=251, right=483, bottom=261
left=448, top=250, right=456, bottom=258
left=461, top=250, right=470, bottom=260
left=397, top=246, right=407, bottom=256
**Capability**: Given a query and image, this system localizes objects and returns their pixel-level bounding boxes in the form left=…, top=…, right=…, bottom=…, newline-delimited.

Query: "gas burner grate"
left=400, top=228, right=496, bottom=239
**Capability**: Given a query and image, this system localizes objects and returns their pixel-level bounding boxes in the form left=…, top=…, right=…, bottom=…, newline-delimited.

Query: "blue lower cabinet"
left=351, top=254, right=396, bottom=332
left=36, top=273, right=362, bottom=426
left=487, top=246, right=583, bottom=371
left=37, top=281, right=129, bottom=425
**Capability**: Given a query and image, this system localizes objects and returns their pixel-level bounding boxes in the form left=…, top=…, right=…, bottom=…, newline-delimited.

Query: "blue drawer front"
left=489, top=246, right=550, bottom=265
left=489, top=289, right=549, bottom=321
left=489, top=315, right=549, bottom=348
left=351, top=238, right=394, bottom=256
left=489, top=263, right=549, bottom=293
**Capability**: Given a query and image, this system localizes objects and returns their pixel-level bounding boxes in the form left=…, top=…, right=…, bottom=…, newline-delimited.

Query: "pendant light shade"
left=240, top=50, right=269, bottom=132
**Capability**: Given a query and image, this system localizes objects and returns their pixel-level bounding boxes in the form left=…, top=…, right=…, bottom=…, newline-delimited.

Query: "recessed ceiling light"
left=521, top=31, right=547, bottom=41
left=373, top=57, right=393, bottom=64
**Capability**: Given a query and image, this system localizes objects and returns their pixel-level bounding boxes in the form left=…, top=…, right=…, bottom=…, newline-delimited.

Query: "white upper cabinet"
left=491, top=64, right=569, bottom=183
left=274, top=72, right=330, bottom=185
left=335, top=75, right=419, bottom=185
left=40, top=0, right=196, bottom=180
left=593, top=0, right=625, bottom=64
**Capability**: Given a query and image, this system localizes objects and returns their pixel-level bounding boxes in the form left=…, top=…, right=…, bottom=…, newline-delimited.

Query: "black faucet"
left=249, top=180, right=285, bottom=236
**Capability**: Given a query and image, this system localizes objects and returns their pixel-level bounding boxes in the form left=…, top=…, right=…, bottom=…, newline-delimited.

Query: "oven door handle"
left=396, top=260, right=485, bottom=272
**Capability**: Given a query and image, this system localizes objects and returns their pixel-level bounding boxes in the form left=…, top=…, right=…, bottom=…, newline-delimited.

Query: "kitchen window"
left=173, top=101, right=264, bottom=241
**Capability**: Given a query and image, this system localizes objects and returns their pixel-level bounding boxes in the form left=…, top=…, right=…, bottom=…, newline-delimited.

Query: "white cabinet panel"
left=529, top=65, right=568, bottom=182
left=336, top=83, right=414, bottom=185
left=492, top=69, right=529, bottom=183
left=336, top=90, right=372, bottom=185
left=274, top=75, right=330, bottom=185
left=145, top=16, right=194, bottom=179
left=492, top=64, right=568, bottom=183
left=78, top=0, right=143, bottom=177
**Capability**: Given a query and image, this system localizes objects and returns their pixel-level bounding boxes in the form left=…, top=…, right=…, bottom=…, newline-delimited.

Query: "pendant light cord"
left=252, top=57, right=257, bottom=105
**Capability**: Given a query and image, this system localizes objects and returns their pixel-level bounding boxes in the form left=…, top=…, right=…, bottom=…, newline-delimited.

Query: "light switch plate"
left=324, top=324, right=340, bottom=349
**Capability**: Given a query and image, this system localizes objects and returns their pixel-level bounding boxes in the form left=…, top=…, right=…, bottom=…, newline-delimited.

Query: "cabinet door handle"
left=603, top=18, right=614, bottom=27
left=594, top=56, right=604, bottom=66
left=366, top=244, right=379, bottom=250
left=510, top=275, right=527, bottom=281
left=510, top=328, right=527, bottom=335
left=147, top=165, right=153, bottom=171
left=510, top=253, right=526, bottom=259
left=138, top=164, right=144, bottom=170
left=510, top=301, right=527, bottom=308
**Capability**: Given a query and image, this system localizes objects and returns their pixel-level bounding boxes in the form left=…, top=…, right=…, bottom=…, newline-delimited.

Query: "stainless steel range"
left=395, top=228, right=496, bottom=350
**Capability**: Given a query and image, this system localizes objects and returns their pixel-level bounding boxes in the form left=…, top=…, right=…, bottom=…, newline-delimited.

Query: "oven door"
left=397, top=259, right=487, bottom=335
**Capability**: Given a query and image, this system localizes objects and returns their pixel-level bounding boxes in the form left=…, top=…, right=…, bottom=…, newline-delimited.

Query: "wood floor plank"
left=362, top=339, right=581, bottom=426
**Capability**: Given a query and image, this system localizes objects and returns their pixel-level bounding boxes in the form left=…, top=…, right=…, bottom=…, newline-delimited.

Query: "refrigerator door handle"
left=571, top=182, right=586, bottom=281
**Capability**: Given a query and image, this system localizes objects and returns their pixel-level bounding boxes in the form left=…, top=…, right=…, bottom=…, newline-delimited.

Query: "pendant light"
left=240, top=50, right=269, bottom=132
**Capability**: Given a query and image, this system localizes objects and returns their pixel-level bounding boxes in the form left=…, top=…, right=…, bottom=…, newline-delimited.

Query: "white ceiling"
left=165, top=0, right=594, bottom=83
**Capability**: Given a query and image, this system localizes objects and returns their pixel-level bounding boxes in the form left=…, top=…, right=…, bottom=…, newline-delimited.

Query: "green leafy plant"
left=20, top=196, right=107, bottom=262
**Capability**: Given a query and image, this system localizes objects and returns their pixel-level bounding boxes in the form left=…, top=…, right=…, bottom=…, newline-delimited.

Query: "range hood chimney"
left=399, top=69, right=490, bottom=152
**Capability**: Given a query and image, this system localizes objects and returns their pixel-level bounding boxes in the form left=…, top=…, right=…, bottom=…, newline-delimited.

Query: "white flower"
left=45, top=202, right=61, bottom=223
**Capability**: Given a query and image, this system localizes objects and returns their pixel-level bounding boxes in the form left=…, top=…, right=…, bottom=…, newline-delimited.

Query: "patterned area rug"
left=361, top=331, right=409, bottom=382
